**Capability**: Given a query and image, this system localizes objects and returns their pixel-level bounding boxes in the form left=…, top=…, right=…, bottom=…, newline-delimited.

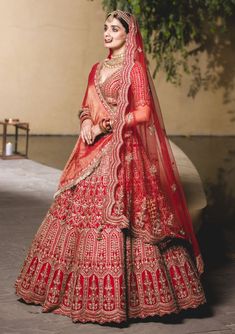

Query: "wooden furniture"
left=0, top=119, right=30, bottom=159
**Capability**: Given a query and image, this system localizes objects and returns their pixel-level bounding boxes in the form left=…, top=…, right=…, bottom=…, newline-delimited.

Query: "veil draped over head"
left=55, top=11, right=204, bottom=274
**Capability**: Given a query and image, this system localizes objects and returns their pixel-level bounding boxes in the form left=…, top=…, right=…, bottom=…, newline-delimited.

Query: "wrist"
left=93, top=123, right=102, bottom=136
left=82, top=118, right=93, bottom=127
left=79, top=108, right=92, bottom=124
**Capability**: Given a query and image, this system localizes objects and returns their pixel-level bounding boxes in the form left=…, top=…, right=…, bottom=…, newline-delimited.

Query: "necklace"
left=110, top=53, right=125, bottom=59
left=103, top=53, right=125, bottom=69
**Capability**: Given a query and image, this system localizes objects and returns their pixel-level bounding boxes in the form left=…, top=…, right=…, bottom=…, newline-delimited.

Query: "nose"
left=104, top=31, right=110, bottom=38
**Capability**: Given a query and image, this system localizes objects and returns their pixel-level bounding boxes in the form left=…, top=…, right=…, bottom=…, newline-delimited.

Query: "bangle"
left=79, top=108, right=92, bottom=124
left=80, top=114, right=92, bottom=123
left=78, top=109, right=84, bottom=118
left=99, top=118, right=113, bottom=134
left=104, top=119, right=112, bottom=132
left=78, top=108, right=91, bottom=118
left=99, top=120, right=107, bottom=133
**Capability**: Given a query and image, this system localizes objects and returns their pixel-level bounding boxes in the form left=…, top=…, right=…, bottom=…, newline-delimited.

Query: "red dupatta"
left=53, top=64, right=113, bottom=197
left=54, top=13, right=204, bottom=274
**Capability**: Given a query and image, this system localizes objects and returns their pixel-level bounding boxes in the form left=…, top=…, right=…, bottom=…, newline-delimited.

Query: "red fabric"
left=15, top=12, right=206, bottom=322
left=15, top=150, right=205, bottom=323
left=53, top=65, right=114, bottom=197
left=107, top=16, right=204, bottom=274
left=139, top=19, right=204, bottom=271
left=54, top=15, right=204, bottom=274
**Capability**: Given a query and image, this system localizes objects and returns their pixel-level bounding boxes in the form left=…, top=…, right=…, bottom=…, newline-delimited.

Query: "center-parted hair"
left=106, top=10, right=131, bottom=33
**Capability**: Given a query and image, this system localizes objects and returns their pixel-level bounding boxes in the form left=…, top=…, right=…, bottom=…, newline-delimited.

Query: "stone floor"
left=0, top=158, right=235, bottom=334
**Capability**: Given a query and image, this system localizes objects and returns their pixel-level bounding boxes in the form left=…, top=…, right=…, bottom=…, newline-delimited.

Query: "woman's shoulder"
left=85, top=62, right=101, bottom=82
left=88, top=62, right=99, bottom=75
left=88, top=59, right=107, bottom=75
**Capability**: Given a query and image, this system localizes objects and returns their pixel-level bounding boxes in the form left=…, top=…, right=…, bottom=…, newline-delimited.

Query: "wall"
left=0, top=0, right=234, bottom=135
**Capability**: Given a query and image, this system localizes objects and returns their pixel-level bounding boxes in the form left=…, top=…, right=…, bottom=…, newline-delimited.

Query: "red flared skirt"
left=15, top=139, right=206, bottom=324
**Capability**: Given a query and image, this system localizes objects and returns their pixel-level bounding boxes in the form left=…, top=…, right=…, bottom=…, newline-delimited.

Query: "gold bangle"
left=78, top=107, right=90, bottom=118
left=99, top=119, right=108, bottom=133
left=104, top=119, right=113, bottom=132
left=99, top=118, right=113, bottom=134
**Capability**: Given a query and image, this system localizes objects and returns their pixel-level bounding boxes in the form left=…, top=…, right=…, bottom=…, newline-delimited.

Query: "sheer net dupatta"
left=102, top=14, right=204, bottom=275
left=54, top=64, right=113, bottom=198
left=146, top=70, right=204, bottom=274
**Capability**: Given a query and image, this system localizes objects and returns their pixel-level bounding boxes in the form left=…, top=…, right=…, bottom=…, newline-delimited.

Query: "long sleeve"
left=78, top=70, right=93, bottom=125
left=126, top=61, right=151, bottom=126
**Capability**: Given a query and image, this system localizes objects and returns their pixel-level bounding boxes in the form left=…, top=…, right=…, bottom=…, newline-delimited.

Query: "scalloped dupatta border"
left=101, top=17, right=137, bottom=228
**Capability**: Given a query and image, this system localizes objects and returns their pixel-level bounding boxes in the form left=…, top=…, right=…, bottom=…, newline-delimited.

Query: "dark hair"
left=106, top=12, right=130, bottom=33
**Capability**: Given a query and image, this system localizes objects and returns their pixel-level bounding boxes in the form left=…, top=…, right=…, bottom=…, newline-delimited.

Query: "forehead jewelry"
left=107, top=10, right=131, bottom=26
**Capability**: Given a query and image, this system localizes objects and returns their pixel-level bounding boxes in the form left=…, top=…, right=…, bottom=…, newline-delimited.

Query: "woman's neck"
left=111, top=45, right=126, bottom=57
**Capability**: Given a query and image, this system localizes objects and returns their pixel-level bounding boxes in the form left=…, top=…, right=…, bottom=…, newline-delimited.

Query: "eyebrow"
left=104, top=24, right=120, bottom=28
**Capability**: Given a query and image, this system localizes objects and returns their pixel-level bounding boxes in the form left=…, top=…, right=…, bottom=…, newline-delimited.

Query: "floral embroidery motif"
left=150, top=164, right=157, bottom=175
left=125, top=152, right=133, bottom=163
left=148, top=123, right=156, bottom=135
left=171, top=183, right=177, bottom=192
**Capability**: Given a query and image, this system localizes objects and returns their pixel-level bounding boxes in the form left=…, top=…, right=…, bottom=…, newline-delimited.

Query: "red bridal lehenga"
left=15, top=11, right=206, bottom=324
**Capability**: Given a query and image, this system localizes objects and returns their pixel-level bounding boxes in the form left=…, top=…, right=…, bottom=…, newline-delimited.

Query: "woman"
left=15, top=10, right=206, bottom=324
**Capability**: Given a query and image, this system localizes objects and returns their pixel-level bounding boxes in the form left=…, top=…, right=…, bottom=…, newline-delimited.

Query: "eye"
left=112, top=27, right=119, bottom=32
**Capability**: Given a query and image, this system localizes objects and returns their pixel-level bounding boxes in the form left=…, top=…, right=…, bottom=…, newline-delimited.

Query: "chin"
left=104, top=42, right=113, bottom=48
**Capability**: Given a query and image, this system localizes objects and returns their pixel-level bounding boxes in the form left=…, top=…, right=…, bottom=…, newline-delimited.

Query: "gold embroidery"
left=148, top=123, right=156, bottom=135
left=54, top=140, right=112, bottom=198
left=149, top=164, right=157, bottom=175
left=171, top=183, right=177, bottom=192
left=16, top=225, right=206, bottom=322
left=125, top=152, right=133, bottom=163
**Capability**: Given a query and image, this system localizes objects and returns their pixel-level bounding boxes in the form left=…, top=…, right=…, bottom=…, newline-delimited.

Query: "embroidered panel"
left=15, top=147, right=206, bottom=324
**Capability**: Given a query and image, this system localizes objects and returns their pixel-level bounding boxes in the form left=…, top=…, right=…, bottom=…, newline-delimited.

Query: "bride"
left=15, top=10, right=206, bottom=324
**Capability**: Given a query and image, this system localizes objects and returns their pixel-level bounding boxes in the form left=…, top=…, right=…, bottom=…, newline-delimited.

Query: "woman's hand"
left=80, top=119, right=93, bottom=145
left=90, top=124, right=102, bottom=144
left=81, top=120, right=110, bottom=145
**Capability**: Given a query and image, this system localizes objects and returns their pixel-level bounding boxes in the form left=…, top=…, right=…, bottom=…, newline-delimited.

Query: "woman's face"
left=103, top=17, right=127, bottom=51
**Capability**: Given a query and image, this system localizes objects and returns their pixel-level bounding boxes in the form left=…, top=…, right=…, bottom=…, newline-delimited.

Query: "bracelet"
left=99, top=118, right=113, bottom=134
left=78, top=109, right=84, bottom=118
left=104, top=119, right=112, bottom=132
left=80, top=114, right=92, bottom=123
left=79, top=108, right=92, bottom=124
left=80, top=118, right=92, bottom=125
left=78, top=108, right=91, bottom=118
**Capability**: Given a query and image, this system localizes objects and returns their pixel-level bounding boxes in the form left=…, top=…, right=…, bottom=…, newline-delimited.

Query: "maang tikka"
left=107, top=10, right=131, bottom=26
